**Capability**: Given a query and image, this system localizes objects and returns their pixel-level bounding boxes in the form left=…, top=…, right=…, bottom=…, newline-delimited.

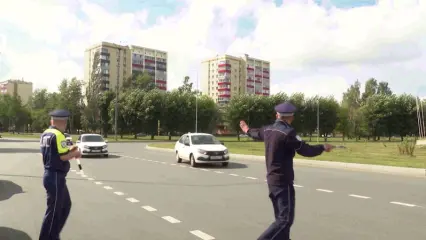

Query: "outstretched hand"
left=323, top=144, right=333, bottom=152
left=239, top=120, right=249, bottom=133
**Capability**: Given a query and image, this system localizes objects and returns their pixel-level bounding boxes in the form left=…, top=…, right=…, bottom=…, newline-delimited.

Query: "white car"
left=76, top=134, right=109, bottom=157
left=64, top=133, right=73, bottom=146
left=174, top=133, right=230, bottom=167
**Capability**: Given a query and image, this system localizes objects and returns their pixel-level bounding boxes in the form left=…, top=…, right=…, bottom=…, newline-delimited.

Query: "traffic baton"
left=76, top=158, right=83, bottom=171
left=332, top=145, right=347, bottom=149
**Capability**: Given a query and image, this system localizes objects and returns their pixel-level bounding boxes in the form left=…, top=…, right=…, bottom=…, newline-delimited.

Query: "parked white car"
left=174, top=133, right=230, bottom=167
left=76, top=134, right=109, bottom=157
left=64, top=133, right=73, bottom=146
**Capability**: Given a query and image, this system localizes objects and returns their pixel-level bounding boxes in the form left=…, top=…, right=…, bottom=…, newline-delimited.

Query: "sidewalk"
left=146, top=145, right=426, bottom=178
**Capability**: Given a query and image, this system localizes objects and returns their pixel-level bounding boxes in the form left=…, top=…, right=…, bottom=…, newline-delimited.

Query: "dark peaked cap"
left=274, top=102, right=297, bottom=117
left=49, top=109, right=70, bottom=120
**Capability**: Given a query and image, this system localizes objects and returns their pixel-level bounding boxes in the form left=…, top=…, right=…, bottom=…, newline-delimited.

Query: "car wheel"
left=104, top=154, right=109, bottom=158
left=176, top=151, right=182, bottom=163
left=222, top=162, right=229, bottom=167
left=190, top=154, right=198, bottom=167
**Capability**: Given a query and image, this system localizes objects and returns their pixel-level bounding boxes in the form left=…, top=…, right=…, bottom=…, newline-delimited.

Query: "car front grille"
left=206, top=151, right=224, bottom=156
left=89, top=146, right=103, bottom=150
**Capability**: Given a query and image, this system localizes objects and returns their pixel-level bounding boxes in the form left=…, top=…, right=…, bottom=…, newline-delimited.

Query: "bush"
left=397, top=137, right=417, bottom=156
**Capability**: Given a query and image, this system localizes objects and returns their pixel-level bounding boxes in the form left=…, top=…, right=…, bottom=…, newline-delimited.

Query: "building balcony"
left=247, top=79, right=254, bottom=82
left=218, top=69, right=231, bottom=73
left=255, top=92, right=262, bottom=95
left=157, top=67, right=167, bottom=71
left=247, top=67, right=254, bottom=71
left=247, top=85, right=254, bottom=88
left=255, top=80, right=262, bottom=83
left=263, top=87, right=269, bottom=90
left=132, top=63, right=143, bottom=68
left=157, top=86, right=167, bottom=90
left=263, top=76, right=269, bottom=79
left=156, top=79, right=167, bottom=84
left=255, top=74, right=262, bottom=78
left=218, top=63, right=231, bottom=67
left=263, top=93, right=269, bottom=96
left=218, top=79, right=231, bottom=84
left=263, top=69, right=269, bottom=73
left=219, top=94, right=231, bottom=98
left=145, top=59, right=155, bottom=63
left=218, top=86, right=231, bottom=91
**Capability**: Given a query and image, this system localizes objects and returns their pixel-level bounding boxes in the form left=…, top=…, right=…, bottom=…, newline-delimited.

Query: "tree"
left=123, top=71, right=155, bottom=91
left=141, top=89, right=166, bottom=139
left=98, top=91, right=115, bottom=137
left=177, top=76, right=193, bottom=94
left=318, top=96, right=339, bottom=141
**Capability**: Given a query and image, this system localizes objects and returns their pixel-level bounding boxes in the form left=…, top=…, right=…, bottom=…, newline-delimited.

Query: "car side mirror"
left=76, top=141, right=80, bottom=144
left=184, top=142, right=190, bottom=146
left=105, top=140, right=108, bottom=143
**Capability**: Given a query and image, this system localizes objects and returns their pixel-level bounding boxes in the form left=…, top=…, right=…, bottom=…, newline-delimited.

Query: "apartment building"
left=0, top=79, right=33, bottom=104
left=200, top=54, right=270, bottom=105
left=84, top=42, right=168, bottom=93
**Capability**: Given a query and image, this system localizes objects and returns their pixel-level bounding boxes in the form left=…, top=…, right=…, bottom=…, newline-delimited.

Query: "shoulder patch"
left=295, top=135, right=302, bottom=141
left=60, top=140, right=68, bottom=148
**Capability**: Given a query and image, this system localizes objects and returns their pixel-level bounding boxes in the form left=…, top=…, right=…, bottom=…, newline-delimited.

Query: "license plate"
left=210, top=156, right=222, bottom=160
left=91, top=150, right=100, bottom=152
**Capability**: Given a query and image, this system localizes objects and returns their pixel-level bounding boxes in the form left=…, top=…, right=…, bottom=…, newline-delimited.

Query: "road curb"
left=145, top=145, right=425, bottom=177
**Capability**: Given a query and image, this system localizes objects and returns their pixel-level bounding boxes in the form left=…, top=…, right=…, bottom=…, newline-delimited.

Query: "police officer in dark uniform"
left=239, top=102, right=333, bottom=240
left=39, top=109, right=82, bottom=240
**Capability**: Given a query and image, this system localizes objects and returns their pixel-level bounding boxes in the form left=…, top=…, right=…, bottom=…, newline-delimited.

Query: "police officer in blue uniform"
left=240, top=102, right=333, bottom=240
left=39, top=109, right=81, bottom=240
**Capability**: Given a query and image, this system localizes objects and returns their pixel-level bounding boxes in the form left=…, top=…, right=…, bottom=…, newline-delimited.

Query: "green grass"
left=149, top=138, right=426, bottom=169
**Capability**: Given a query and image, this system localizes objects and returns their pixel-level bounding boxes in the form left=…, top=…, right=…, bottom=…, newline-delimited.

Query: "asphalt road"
left=1, top=140, right=426, bottom=240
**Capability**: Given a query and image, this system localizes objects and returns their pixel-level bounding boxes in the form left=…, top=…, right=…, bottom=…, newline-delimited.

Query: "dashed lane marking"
left=316, top=189, right=333, bottom=193
left=214, top=171, right=224, bottom=174
left=94, top=181, right=103, bottom=185
left=114, top=191, right=125, bottom=196
left=390, top=201, right=416, bottom=207
left=229, top=174, right=239, bottom=177
left=104, top=186, right=113, bottom=190
left=246, top=177, right=257, bottom=180
left=349, top=194, right=370, bottom=199
left=294, top=185, right=303, bottom=188
left=126, top=197, right=140, bottom=203
left=161, top=162, right=167, bottom=164
left=171, top=163, right=177, bottom=166
left=87, top=178, right=94, bottom=181
left=190, top=230, right=215, bottom=240
left=81, top=174, right=88, bottom=178
left=162, top=216, right=181, bottom=224
left=200, top=169, right=209, bottom=171
left=142, top=206, right=157, bottom=212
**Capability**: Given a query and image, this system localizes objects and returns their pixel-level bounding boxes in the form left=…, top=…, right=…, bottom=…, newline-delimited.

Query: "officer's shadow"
left=0, top=180, right=25, bottom=201
left=0, top=227, right=32, bottom=240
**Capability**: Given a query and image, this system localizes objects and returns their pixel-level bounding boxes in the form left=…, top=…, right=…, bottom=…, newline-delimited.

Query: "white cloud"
left=1, top=0, right=426, bottom=101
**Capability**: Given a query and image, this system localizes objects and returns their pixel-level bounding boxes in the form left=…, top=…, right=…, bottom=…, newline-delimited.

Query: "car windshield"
left=82, top=135, right=104, bottom=142
left=191, top=135, right=221, bottom=145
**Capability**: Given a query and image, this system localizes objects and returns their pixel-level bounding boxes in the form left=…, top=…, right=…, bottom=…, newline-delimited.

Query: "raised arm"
left=285, top=130, right=330, bottom=157
left=239, top=120, right=264, bottom=141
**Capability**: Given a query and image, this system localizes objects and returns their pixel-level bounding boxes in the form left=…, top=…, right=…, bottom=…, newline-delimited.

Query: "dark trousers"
left=39, top=171, right=72, bottom=240
left=257, top=183, right=295, bottom=240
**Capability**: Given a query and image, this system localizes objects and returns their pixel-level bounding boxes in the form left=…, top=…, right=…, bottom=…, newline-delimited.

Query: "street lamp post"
left=114, top=46, right=121, bottom=141
left=195, top=71, right=199, bottom=133
left=317, top=98, right=320, bottom=143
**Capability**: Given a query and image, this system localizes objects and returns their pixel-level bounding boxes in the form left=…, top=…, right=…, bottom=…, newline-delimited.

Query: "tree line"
left=0, top=75, right=424, bottom=141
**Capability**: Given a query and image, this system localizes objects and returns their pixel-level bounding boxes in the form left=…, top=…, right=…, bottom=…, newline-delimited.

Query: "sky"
left=0, top=0, right=426, bottom=102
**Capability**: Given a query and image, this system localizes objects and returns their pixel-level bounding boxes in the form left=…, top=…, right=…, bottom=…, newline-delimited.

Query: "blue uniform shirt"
left=247, top=120, right=325, bottom=185
left=40, top=126, right=71, bottom=173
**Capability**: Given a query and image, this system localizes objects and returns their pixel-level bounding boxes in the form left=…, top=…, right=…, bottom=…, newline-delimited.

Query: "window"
left=179, top=135, right=186, bottom=143
left=190, top=135, right=221, bottom=145
left=82, top=135, right=105, bottom=142
left=183, top=136, right=190, bottom=145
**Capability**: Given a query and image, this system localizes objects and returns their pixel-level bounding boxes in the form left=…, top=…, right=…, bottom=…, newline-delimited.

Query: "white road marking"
left=81, top=174, right=87, bottom=178
left=161, top=162, right=167, bottom=164
left=114, top=191, right=124, bottom=196
left=294, top=184, right=303, bottom=188
left=142, top=206, right=157, bottom=212
left=349, top=194, right=370, bottom=199
left=126, top=198, right=140, bottom=203
left=162, top=216, right=181, bottom=224
left=76, top=171, right=82, bottom=175
left=390, top=201, right=416, bottom=207
left=94, top=182, right=103, bottom=185
left=246, top=177, right=257, bottom=180
left=71, top=169, right=76, bottom=172
left=147, top=160, right=153, bottom=162
left=171, top=163, right=177, bottom=166
left=229, top=174, right=239, bottom=177
left=87, top=178, right=94, bottom=181
left=103, top=186, right=113, bottom=190
left=214, top=171, right=224, bottom=174
left=316, top=189, right=333, bottom=193
left=190, top=230, right=215, bottom=240
left=180, top=165, right=187, bottom=168
left=200, top=169, right=209, bottom=171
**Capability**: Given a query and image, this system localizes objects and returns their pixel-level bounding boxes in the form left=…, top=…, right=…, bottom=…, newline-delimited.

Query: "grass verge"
left=148, top=140, right=426, bottom=169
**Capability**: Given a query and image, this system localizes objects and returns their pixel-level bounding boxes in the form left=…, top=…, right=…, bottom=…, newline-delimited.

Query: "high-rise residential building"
left=84, top=42, right=168, bottom=94
left=200, top=54, right=270, bottom=105
left=0, top=79, right=33, bottom=104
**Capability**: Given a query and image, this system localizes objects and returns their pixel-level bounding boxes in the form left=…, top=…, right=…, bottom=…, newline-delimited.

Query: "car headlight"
left=102, top=145, right=108, bottom=148
left=197, top=149, right=208, bottom=155
left=224, top=149, right=228, bottom=154
left=83, top=145, right=89, bottom=149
